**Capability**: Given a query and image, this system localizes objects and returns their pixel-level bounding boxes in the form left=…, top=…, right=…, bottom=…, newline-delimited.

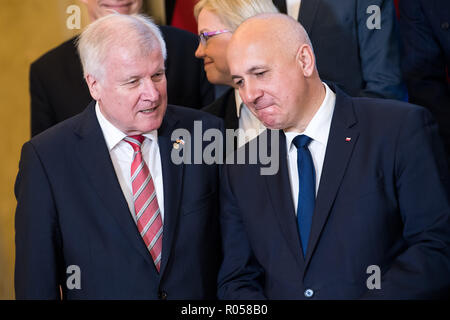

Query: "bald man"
left=218, top=13, right=450, bottom=299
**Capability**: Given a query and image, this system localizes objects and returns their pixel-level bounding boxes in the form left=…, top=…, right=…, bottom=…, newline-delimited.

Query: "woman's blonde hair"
left=194, top=0, right=278, bottom=31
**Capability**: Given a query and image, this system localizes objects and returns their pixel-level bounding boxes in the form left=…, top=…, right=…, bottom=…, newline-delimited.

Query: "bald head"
left=226, top=13, right=324, bottom=132
left=232, top=13, right=313, bottom=62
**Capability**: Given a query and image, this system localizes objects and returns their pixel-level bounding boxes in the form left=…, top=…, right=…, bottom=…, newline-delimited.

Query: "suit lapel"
left=224, top=90, right=239, bottom=131
left=157, top=106, right=184, bottom=276
left=264, top=130, right=305, bottom=269
left=273, top=0, right=287, bottom=14
left=73, top=102, right=154, bottom=267
left=298, top=0, right=321, bottom=34
left=303, top=87, right=359, bottom=272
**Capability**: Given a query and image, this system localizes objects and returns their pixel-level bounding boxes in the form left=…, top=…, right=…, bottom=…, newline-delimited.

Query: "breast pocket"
left=181, top=190, right=217, bottom=216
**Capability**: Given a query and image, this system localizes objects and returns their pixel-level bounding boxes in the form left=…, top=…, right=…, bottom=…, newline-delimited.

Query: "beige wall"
left=0, top=0, right=89, bottom=300
left=0, top=0, right=166, bottom=300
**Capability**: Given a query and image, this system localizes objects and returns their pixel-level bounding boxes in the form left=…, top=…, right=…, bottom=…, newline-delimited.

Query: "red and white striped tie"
left=124, top=135, right=163, bottom=272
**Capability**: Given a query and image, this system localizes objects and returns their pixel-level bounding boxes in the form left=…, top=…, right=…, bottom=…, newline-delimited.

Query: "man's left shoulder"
left=352, top=97, right=431, bottom=124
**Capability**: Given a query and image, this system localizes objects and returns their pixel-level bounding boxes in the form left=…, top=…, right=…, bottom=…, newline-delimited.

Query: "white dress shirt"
left=95, top=102, right=165, bottom=222
left=235, top=88, right=267, bottom=147
left=286, top=0, right=302, bottom=20
left=285, top=83, right=335, bottom=215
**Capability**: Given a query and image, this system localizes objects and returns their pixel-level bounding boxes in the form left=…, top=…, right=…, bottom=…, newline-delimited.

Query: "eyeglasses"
left=198, top=29, right=231, bottom=46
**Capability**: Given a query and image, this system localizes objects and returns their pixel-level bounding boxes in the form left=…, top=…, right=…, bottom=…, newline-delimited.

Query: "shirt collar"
left=285, top=82, right=336, bottom=151
left=235, top=88, right=243, bottom=118
left=95, top=101, right=158, bottom=151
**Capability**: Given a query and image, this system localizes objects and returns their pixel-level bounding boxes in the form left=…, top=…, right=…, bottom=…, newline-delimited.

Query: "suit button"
left=441, top=22, right=449, bottom=30
left=158, top=291, right=168, bottom=300
left=304, top=289, right=314, bottom=298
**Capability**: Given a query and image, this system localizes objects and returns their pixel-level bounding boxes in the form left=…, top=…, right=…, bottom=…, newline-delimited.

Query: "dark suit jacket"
left=273, top=0, right=405, bottom=99
left=30, top=25, right=214, bottom=137
left=218, top=86, right=450, bottom=299
left=202, top=88, right=238, bottom=131
left=15, top=102, right=223, bottom=299
left=399, top=0, right=450, bottom=166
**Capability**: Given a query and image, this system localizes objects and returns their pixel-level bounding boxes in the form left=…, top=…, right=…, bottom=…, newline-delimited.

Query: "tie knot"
left=124, top=135, right=145, bottom=151
left=293, top=134, right=312, bottom=149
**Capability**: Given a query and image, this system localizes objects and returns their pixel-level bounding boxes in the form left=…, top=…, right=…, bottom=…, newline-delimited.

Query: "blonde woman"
left=194, top=0, right=278, bottom=147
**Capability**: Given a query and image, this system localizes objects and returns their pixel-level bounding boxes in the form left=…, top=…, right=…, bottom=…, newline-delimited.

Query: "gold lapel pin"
left=173, top=139, right=185, bottom=149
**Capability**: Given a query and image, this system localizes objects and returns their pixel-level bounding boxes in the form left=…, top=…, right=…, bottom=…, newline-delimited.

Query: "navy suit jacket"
left=203, top=88, right=238, bottom=131
left=399, top=0, right=450, bottom=166
left=273, top=0, right=405, bottom=99
left=15, top=102, right=223, bottom=299
left=30, top=25, right=214, bottom=137
left=218, top=86, right=450, bottom=299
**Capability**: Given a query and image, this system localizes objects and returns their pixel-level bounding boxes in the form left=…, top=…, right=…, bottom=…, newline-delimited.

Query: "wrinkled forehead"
left=99, top=44, right=164, bottom=80
left=108, top=41, right=163, bottom=63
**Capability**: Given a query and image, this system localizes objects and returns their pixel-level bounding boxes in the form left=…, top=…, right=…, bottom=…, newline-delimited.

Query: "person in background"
left=166, top=0, right=198, bottom=33
left=272, top=0, right=406, bottom=100
left=16, top=13, right=222, bottom=299
left=399, top=0, right=450, bottom=167
left=194, top=0, right=278, bottom=147
left=219, top=13, right=450, bottom=299
left=30, top=0, right=214, bottom=137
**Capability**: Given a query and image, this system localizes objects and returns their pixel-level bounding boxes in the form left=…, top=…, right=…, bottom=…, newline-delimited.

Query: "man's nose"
left=241, top=80, right=263, bottom=106
left=141, top=78, right=160, bottom=101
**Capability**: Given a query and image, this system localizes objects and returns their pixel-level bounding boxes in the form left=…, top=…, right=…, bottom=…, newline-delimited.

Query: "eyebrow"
left=152, top=67, right=166, bottom=74
left=231, top=65, right=268, bottom=79
left=121, top=67, right=166, bottom=81
left=247, top=65, right=267, bottom=73
left=120, top=76, right=139, bottom=84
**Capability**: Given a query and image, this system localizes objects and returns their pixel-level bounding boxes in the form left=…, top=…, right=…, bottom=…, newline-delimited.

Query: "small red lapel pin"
left=345, top=137, right=351, bottom=142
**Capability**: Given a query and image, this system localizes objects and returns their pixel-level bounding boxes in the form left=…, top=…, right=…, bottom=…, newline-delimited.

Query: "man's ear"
left=295, top=44, right=316, bottom=77
left=85, top=74, right=101, bottom=101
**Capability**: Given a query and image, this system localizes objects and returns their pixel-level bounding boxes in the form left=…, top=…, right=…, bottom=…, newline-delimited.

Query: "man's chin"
left=100, top=7, right=140, bottom=17
left=128, top=116, right=164, bottom=135
left=258, top=114, right=281, bottom=130
left=143, top=118, right=164, bottom=133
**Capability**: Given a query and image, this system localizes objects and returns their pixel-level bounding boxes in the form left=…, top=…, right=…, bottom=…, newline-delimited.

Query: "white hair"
left=77, top=13, right=167, bottom=80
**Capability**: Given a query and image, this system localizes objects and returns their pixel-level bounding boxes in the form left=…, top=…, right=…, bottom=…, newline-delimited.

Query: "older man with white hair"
left=15, top=13, right=223, bottom=300
left=30, top=0, right=214, bottom=137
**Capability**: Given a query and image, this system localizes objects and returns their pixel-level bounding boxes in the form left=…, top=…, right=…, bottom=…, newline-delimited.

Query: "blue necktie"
left=293, top=135, right=316, bottom=257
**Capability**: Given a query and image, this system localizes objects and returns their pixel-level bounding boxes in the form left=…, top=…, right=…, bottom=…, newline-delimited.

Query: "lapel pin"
left=173, top=139, right=185, bottom=149
left=345, top=137, right=352, bottom=142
